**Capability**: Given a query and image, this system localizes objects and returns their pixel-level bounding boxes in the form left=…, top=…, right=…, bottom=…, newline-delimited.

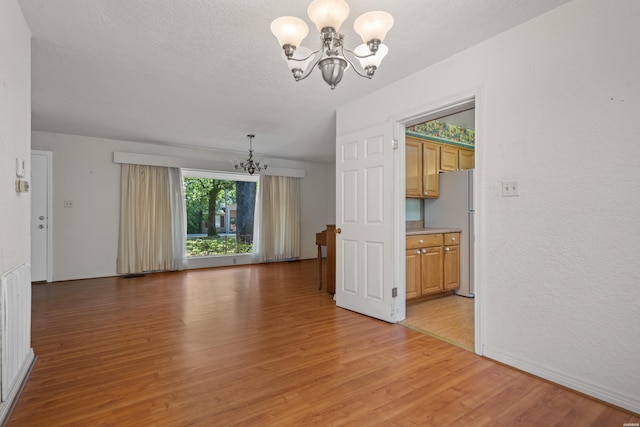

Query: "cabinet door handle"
left=445, top=247, right=450, bottom=252
left=416, top=250, right=421, bottom=255
left=451, top=237, right=456, bottom=241
left=418, top=239, right=423, bottom=244
left=422, top=249, right=427, bottom=254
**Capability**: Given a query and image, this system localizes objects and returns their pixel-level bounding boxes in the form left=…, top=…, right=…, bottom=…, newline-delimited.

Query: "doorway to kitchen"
left=398, top=97, right=478, bottom=353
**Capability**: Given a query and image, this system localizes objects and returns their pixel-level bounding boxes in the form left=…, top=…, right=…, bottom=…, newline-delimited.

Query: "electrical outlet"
left=502, top=181, right=519, bottom=197
left=64, top=200, right=74, bottom=208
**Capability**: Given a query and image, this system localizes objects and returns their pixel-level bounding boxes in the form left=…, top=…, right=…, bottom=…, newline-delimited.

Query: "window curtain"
left=254, top=175, right=301, bottom=263
left=168, top=168, right=187, bottom=271
left=117, top=164, right=186, bottom=274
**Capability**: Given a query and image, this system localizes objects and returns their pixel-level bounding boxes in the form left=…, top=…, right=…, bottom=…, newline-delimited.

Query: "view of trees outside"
left=183, top=176, right=257, bottom=257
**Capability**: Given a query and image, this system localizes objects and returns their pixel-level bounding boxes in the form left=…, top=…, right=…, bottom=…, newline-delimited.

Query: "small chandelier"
left=233, top=134, right=268, bottom=175
left=271, top=0, right=393, bottom=90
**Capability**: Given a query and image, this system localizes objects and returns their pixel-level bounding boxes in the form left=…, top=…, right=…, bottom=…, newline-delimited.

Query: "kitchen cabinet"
left=405, top=136, right=439, bottom=198
left=443, top=233, right=460, bottom=290
left=405, top=138, right=423, bottom=197
left=423, top=142, right=439, bottom=198
left=406, top=231, right=460, bottom=301
left=421, top=246, right=444, bottom=295
left=439, top=145, right=475, bottom=172
left=405, top=249, right=421, bottom=299
left=458, top=148, right=475, bottom=170
left=439, top=145, right=459, bottom=172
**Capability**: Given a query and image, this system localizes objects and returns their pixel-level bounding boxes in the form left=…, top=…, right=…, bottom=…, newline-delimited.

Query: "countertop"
left=406, top=227, right=462, bottom=236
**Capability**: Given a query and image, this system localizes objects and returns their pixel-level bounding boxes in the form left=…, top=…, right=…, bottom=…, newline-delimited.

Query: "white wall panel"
left=341, top=170, right=358, bottom=224
left=341, top=239, right=358, bottom=294
left=364, top=241, right=384, bottom=301
left=365, top=166, right=384, bottom=225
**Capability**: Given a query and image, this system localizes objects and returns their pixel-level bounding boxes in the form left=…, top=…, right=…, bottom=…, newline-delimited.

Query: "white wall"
left=32, top=131, right=333, bottom=281
left=0, top=0, right=32, bottom=422
left=0, top=0, right=31, bottom=275
left=337, top=0, right=640, bottom=414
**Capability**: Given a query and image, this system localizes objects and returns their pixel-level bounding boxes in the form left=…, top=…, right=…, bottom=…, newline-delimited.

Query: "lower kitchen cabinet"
left=406, top=232, right=460, bottom=302
left=421, top=246, right=444, bottom=295
left=405, top=249, right=422, bottom=300
left=443, top=244, right=460, bottom=290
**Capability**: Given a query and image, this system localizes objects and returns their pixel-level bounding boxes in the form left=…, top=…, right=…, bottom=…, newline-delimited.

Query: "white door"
left=31, top=151, right=52, bottom=282
left=335, top=123, right=400, bottom=323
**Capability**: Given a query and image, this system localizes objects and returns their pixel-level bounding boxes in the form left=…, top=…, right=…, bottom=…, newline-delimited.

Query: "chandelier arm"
left=287, top=48, right=322, bottom=63
left=341, top=47, right=372, bottom=79
left=294, top=46, right=326, bottom=82
left=343, top=47, right=376, bottom=60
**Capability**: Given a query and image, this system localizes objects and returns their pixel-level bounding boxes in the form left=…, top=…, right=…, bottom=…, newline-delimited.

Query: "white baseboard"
left=0, top=349, right=35, bottom=425
left=483, top=346, right=639, bottom=415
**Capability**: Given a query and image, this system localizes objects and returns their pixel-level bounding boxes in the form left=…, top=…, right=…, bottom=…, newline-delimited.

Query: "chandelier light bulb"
left=354, top=43, right=388, bottom=69
left=353, top=11, right=394, bottom=50
left=307, top=0, right=350, bottom=32
left=271, top=16, right=309, bottom=55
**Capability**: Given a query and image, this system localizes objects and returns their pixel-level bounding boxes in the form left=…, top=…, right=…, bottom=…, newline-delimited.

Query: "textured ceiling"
left=18, top=0, right=571, bottom=163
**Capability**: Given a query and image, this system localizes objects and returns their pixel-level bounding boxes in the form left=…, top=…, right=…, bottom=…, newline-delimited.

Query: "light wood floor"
left=10, top=260, right=638, bottom=426
left=402, top=295, right=475, bottom=351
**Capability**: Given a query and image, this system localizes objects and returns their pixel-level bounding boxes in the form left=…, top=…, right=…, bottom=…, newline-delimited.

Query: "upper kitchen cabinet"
left=405, top=135, right=475, bottom=198
left=439, top=144, right=459, bottom=172
left=406, top=137, right=423, bottom=197
left=423, top=141, right=439, bottom=198
left=406, top=136, right=439, bottom=198
left=440, top=145, right=475, bottom=172
left=458, top=147, right=475, bottom=170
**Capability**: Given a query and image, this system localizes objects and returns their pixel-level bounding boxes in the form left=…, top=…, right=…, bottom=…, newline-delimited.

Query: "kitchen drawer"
left=444, top=233, right=460, bottom=246
left=406, top=234, right=443, bottom=249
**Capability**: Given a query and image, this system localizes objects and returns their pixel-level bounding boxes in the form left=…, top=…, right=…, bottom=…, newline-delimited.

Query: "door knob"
left=39, top=215, right=45, bottom=220
left=335, top=228, right=342, bottom=234
left=38, top=224, right=44, bottom=229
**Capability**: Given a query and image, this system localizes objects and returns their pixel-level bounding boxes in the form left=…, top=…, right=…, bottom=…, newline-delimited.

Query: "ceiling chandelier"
left=233, top=134, right=268, bottom=175
left=270, top=0, right=394, bottom=90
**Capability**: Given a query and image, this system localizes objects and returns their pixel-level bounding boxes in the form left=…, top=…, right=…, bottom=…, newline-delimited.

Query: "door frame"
left=31, top=150, right=53, bottom=282
left=391, top=87, right=484, bottom=355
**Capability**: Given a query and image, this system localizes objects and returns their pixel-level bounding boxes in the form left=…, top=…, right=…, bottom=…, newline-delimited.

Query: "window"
left=182, top=170, right=258, bottom=258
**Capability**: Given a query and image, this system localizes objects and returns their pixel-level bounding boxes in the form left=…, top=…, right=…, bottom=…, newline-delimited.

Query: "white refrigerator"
left=423, top=169, right=475, bottom=297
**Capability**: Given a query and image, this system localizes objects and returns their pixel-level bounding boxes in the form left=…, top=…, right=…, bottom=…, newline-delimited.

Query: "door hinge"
left=391, top=139, right=398, bottom=150
left=392, top=287, right=398, bottom=298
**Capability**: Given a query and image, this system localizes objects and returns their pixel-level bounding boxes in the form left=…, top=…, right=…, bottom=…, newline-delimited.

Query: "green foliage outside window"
left=184, top=177, right=235, bottom=235
left=186, top=236, right=252, bottom=257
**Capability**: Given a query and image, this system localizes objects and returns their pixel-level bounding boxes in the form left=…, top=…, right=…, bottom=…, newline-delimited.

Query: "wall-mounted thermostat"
left=15, top=179, right=29, bottom=193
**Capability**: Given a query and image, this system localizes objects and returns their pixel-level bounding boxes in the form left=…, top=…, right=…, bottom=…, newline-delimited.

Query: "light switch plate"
left=502, top=181, right=519, bottom=197
left=16, top=158, right=25, bottom=177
